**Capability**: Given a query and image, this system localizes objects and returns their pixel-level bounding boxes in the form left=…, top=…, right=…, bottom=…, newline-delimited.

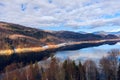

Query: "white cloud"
left=66, top=17, right=120, bottom=27
left=0, top=0, right=120, bottom=30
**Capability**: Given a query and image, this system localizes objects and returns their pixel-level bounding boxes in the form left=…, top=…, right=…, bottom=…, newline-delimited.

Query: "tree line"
left=1, top=49, right=120, bottom=80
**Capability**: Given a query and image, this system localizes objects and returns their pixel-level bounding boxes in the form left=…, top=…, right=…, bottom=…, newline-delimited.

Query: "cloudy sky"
left=0, top=0, right=120, bottom=32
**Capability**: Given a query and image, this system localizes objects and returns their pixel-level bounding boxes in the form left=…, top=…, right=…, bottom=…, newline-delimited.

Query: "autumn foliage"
left=0, top=49, right=120, bottom=80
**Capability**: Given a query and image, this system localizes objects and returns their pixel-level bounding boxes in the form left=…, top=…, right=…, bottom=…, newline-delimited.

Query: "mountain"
left=93, top=31, right=108, bottom=36
left=93, top=31, right=120, bottom=37
left=54, top=31, right=118, bottom=41
left=109, top=31, right=120, bottom=37
left=78, top=31, right=87, bottom=34
left=0, top=22, right=65, bottom=49
left=0, top=22, right=119, bottom=50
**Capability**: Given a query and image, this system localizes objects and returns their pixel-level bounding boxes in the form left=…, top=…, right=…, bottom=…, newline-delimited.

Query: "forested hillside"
left=0, top=22, right=119, bottom=50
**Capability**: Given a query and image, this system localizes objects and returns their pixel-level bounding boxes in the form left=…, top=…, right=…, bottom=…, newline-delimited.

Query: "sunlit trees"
left=1, top=49, right=120, bottom=80
left=46, top=57, right=64, bottom=80
left=78, top=61, right=86, bottom=80
left=25, top=63, right=34, bottom=80
left=33, top=62, right=41, bottom=80
left=99, top=57, right=111, bottom=80
left=25, top=62, right=41, bottom=80
left=84, top=60, right=99, bottom=80
left=99, top=49, right=119, bottom=80
left=108, top=49, right=119, bottom=80
left=62, top=59, right=77, bottom=80
left=12, top=76, right=18, bottom=80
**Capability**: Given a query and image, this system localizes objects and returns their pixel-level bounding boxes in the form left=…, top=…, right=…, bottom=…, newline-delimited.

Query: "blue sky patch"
left=0, top=0, right=120, bottom=32
left=21, top=3, right=27, bottom=11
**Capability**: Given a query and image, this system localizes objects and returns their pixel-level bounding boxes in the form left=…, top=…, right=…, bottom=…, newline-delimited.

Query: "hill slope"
left=0, top=22, right=118, bottom=50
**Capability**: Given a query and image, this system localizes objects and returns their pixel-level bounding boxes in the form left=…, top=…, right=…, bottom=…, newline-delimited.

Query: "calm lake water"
left=55, top=42, right=120, bottom=62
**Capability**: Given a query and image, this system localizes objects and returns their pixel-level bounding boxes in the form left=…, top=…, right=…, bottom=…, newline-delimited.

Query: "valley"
left=0, top=22, right=120, bottom=73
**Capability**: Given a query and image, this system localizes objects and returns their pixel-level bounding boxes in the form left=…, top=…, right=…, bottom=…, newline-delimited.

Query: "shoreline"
left=0, top=38, right=120, bottom=71
left=0, top=38, right=120, bottom=55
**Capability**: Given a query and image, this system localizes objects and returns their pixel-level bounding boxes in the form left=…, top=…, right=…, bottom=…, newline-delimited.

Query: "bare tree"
left=84, top=60, right=98, bottom=80
left=100, top=49, right=119, bottom=80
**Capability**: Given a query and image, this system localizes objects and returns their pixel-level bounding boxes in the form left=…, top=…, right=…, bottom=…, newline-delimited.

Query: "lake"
left=55, top=42, right=120, bottom=62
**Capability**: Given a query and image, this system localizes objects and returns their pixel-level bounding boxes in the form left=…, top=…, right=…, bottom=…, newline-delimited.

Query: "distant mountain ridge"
left=110, top=31, right=120, bottom=37
left=0, top=22, right=119, bottom=50
left=92, top=31, right=120, bottom=37
left=93, top=31, right=108, bottom=36
left=78, top=31, right=88, bottom=34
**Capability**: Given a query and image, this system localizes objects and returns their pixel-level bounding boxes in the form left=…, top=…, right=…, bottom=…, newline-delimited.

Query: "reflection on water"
left=55, top=42, right=120, bottom=62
